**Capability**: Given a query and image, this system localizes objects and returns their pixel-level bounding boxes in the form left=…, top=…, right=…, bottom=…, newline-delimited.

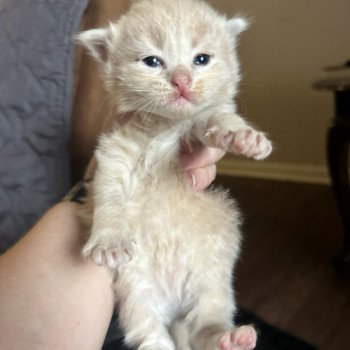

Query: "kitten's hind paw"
left=205, top=127, right=272, bottom=160
left=220, top=325, right=257, bottom=350
left=82, top=239, right=135, bottom=268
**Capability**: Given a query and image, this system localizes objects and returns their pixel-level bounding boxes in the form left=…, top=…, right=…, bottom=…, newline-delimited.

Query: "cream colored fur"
left=77, top=1, right=272, bottom=349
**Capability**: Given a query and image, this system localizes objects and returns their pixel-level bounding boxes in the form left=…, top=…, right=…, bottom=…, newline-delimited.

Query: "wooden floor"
left=215, top=176, right=350, bottom=350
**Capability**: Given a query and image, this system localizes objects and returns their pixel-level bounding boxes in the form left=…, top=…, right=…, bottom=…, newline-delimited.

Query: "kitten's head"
left=77, top=0, right=248, bottom=119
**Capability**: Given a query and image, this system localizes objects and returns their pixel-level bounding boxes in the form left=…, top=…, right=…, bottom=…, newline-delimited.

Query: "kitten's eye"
left=193, top=54, right=211, bottom=66
left=143, top=56, right=163, bottom=68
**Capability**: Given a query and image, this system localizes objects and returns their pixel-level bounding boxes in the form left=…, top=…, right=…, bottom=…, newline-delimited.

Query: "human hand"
left=84, top=140, right=225, bottom=190
left=180, top=140, right=226, bottom=191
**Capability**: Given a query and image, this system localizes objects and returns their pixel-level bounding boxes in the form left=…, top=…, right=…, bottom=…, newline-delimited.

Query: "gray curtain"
left=0, top=0, right=89, bottom=253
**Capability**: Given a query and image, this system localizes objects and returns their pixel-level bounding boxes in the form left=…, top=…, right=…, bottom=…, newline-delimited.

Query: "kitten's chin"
left=165, top=98, right=197, bottom=119
left=171, top=97, right=192, bottom=110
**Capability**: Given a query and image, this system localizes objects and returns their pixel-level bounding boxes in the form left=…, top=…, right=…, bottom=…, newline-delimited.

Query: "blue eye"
left=193, top=54, right=210, bottom=66
left=143, top=56, right=163, bottom=68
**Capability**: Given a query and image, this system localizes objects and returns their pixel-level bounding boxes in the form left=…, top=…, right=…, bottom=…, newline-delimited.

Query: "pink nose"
left=171, top=72, right=192, bottom=95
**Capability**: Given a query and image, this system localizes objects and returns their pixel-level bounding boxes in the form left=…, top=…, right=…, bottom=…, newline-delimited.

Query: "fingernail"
left=188, top=172, right=196, bottom=187
left=191, top=173, right=196, bottom=187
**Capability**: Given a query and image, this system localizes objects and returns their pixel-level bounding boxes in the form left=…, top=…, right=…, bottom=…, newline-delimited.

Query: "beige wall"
left=75, top=0, right=350, bottom=183
left=210, top=0, right=350, bottom=181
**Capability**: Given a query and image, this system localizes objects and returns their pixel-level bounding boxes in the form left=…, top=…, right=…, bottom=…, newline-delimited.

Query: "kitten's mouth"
left=170, top=92, right=194, bottom=109
left=175, top=96, right=190, bottom=104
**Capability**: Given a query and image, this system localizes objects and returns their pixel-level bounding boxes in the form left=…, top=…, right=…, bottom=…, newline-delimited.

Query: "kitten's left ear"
left=227, top=17, right=250, bottom=36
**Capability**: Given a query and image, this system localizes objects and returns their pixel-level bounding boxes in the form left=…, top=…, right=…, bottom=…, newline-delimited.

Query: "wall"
left=210, top=0, right=350, bottom=183
left=74, top=0, right=350, bottom=183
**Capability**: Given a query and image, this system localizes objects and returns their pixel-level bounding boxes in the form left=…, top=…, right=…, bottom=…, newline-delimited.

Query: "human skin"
left=0, top=201, right=113, bottom=350
left=0, top=145, right=224, bottom=350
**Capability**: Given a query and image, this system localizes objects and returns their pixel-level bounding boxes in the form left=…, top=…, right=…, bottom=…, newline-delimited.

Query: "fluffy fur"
left=77, top=1, right=272, bottom=349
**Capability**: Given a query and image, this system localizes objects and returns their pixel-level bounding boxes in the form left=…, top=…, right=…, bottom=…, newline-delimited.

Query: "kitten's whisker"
left=138, top=98, right=158, bottom=128
left=143, top=101, right=157, bottom=129
left=138, top=99, right=154, bottom=122
left=235, top=95, right=248, bottom=115
left=124, top=97, right=155, bottom=126
left=133, top=98, right=154, bottom=116
left=97, top=91, right=120, bottom=112
left=97, top=89, right=133, bottom=115
left=118, top=96, right=153, bottom=120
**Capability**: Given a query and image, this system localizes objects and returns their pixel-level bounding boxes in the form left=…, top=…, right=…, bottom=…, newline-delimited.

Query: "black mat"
left=235, top=308, right=318, bottom=350
left=102, top=308, right=318, bottom=350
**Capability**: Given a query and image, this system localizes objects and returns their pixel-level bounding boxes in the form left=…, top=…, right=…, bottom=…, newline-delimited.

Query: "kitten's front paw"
left=205, top=127, right=272, bottom=160
left=82, top=236, right=135, bottom=268
left=219, top=325, right=257, bottom=350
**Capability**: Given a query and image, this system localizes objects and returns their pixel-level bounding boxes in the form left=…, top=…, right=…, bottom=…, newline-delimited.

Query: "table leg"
left=327, top=123, right=350, bottom=273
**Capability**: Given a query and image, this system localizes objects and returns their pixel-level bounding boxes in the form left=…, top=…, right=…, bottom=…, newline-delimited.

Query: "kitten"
left=77, top=1, right=272, bottom=349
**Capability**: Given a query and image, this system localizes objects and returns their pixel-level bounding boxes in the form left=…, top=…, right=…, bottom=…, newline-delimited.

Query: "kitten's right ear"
left=75, top=25, right=116, bottom=63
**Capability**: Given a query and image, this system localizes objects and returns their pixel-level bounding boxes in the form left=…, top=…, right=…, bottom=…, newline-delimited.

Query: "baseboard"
left=217, top=157, right=331, bottom=185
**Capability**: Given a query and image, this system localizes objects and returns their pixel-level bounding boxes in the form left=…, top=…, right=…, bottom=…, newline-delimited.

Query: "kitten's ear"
left=75, top=24, right=117, bottom=63
left=227, top=17, right=249, bottom=36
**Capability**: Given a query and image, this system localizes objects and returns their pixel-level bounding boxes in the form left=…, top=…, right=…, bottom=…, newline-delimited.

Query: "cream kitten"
left=77, top=1, right=272, bottom=349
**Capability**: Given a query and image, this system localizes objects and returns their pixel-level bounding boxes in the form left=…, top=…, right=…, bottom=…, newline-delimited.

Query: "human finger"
left=186, top=164, right=217, bottom=191
left=181, top=145, right=225, bottom=171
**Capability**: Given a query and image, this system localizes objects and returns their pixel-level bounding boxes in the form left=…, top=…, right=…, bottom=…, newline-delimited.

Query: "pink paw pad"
left=220, top=325, right=257, bottom=350
left=82, top=239, right=135, bottom=269
left=205, top=127, right=272, bottom=160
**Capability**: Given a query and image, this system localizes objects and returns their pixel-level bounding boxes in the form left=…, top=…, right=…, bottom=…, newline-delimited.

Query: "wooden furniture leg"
left=327, top=120, right=350, bottom=273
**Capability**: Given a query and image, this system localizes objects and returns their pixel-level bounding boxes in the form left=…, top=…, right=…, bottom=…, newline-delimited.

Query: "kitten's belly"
left=130, top=179, right=239, bottom=256
left=114, top=179, right=241, bottom=318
